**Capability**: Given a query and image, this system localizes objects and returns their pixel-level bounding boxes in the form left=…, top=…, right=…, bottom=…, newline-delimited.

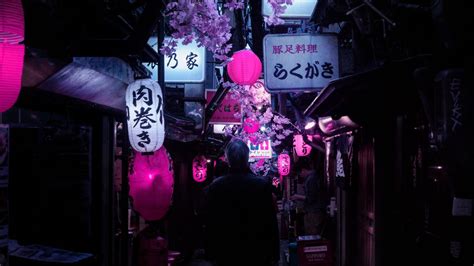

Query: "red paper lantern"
left=227, top=49, right=262, bottom=85
left=0, top=0, right=25, bottom=113
left=192, top=155, right=208, bottom=183
left=129, top=148, right=174, bottom=221
left=293, top=135, right=313, bottom=157
left=278, top=154, right=291, bottom=176
left=243, top=118, right=260, bottom=134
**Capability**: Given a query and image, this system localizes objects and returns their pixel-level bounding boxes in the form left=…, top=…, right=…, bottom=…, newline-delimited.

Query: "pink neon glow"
left=227, top=49, right=262, bottom=85
left=0, top=43, right=24, bottom=112
left=248, top=135, right=259, bottom=145
left=293, top=135, right=313, bottom=157
left=192, top=155, right=208, bottom=183
left=0, top=0, right=24, bottom=112
left=129, top=148, right=174, bottom=221
left=0, top=0, right=24, bottom=44
left=243, top=118, right=260, bottom=134
left=278, top=154, right=291, bottom=176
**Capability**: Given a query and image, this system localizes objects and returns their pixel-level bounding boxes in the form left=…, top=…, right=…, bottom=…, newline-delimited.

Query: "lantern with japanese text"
left=192, top=155, right=208, bottom=183
left=0, top=0, right=25, bottom=112
left=129, top=148, right=174, bottom=221
left=243, top=118, right=260, bottom=134
left=126, top=79, right=165, bottom=153
left=278, top=153, right=291, bottom=176
left=293, top=135, right=312, bottom=157
left=227, top=49, right=262, bottom=85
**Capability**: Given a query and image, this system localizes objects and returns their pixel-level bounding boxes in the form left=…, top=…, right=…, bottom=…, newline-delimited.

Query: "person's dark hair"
left=225, top=139, right=249, bottom=170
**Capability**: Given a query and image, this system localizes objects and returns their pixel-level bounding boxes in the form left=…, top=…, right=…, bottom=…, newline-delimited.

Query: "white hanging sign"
left=263, top=33, right=339, bottom=92
left=126, top=79, right=165, bottom=153
left=165, top=38, right=206, bottom=83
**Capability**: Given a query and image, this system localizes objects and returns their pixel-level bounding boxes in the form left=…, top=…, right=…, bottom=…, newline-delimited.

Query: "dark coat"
left=205, top=171, right=279, bottom=266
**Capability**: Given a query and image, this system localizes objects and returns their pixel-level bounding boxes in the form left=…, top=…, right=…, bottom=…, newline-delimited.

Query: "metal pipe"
left=364, top=1, right=396, bottom=26
left=120, top=121, right=130, bottom=266
left=346, top=3, right=366, bottom=15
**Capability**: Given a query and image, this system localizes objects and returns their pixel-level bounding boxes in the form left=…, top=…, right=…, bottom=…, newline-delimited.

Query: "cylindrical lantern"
left=227, top=49, right=262, bottom=85
left=129, top=147, right=174, bottom=221
left=0, top=0, right=25, bottom=113
left=126, top=79, right=165, bottom=153
left=243, top=118, right=260, bottom=134
left=192, top=155, right=208, bottom=183
left=0, top=0, right=25, bottom=44
left=293, top=135, right=313, bottom=157
left=278, top=153, right=291, bottom=176
left=0, top=43, right=24, bottom=112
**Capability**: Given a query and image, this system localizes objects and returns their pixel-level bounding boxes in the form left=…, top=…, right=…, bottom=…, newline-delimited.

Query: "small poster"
left=248, top=139, right=273, bottom=159
left=0, top=125, right=8, bottom=187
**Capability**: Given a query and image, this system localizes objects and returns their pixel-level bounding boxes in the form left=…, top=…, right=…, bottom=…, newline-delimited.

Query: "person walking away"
left=205, top=139, right=279, bottom=266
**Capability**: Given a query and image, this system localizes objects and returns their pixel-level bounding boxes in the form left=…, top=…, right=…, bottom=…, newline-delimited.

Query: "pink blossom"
left=264, top=0, right=293, bottom=26
left=224, top=0, right=244, bottom=11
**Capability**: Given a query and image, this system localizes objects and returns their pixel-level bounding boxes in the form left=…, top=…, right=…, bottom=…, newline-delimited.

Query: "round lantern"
left=0, top=0, right=25, bottom=113
left=243, top=118, right=260, bottom=134
left=126, top=79, right=165, bottom=153
left=278, top=153, right=291, bottom=176
left=129, top=147, right=174, bottom=221
left=293, top=134, right=313, bottom=157
left=192, top=155, right=208, bottom=183
left=227, top=49, right=262, bottom=85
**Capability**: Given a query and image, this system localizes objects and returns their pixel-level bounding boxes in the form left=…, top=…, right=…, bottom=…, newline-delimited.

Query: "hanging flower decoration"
left=223, top=81, right=296, bottom=175
left=161, top=0, right=291, bottom=60
left=161, top=0, right=242, bottom=61
left=265, top=0, right=294, bottom=26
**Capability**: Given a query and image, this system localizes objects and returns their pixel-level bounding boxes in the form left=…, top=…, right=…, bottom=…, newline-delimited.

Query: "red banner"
left=205, top=90, right=241, bottom=124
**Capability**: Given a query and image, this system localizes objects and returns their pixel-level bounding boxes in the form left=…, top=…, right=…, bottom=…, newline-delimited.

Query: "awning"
left=303, top=56, right=430, bottom=126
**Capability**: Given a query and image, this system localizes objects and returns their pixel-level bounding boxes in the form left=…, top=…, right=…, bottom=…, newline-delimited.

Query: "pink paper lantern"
left=0, top=0, right=25, bottom=44
left=0, top=0, right=25, bottom=113
left=192, top=155, right=208, bottom=183
left=293, top=135, right=313, bottom=157
left=243, top=118, right=260, bottom=134
left=0, top=43, right=24, bottom=112
left=278, top=154, right=291, bottom=176
left=129, top=147, right=174, bottom=221
left=227, top=49, right=262, bottom=85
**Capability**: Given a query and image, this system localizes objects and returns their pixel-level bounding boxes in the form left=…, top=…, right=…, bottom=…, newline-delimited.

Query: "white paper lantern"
left=126, top=79, right=165, bottom=153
